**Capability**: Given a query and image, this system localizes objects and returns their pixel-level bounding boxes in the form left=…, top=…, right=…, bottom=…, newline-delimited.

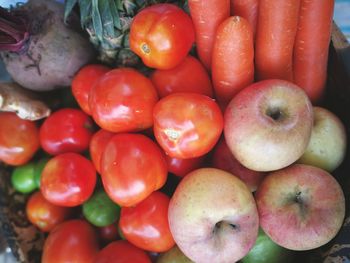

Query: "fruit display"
left=0, top=0, right=349, bottom=263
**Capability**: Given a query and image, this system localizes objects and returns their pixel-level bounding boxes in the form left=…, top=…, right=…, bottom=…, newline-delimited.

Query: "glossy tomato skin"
left=39, top=108, right=94, bottom=155
left=119, top=191, right=175, bottom=252
left=153, top=93, right=224, bottom=159
left=40, top=153, right=96, bottom=207
left=89, top=129, right=115, bottom=174
left=26, top=191, right=72, bottom=232
left=95, top=240, right=151, bottom=263
left=72, top=64, right=111, bottom=115
left=89, top=68, right=159, bottom=133
left=42, top=219, right=99, bottom=263
left=129, top=4, right=195, bottom=70
left=150, top=55, right=214, bottom=98
left=100, top=133, right=168, bottom=207
left=0, top=112, right=39, bottom=166
left=166, top=155, right=206, bottom=178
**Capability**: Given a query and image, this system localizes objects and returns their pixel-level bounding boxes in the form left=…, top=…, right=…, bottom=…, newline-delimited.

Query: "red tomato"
left=153, top=93, right=223, bottom=159
left=119, top=191, right=175, bottom=252
left=72, top=64, right=110, bottom=115
left=0, top=112, right=39, bottom=166
left=129, top=4, right=195, bottom=70
left=39, top=108, right=94, bottom=155
left=211, top=137, right=266, bottom=192
left=41, top=153, right=96, bottom=207
left=95, top=240, right=151, bottom=263
left=150, top=55, right=213, bottom=98
left=26, top=191, right=72, bottom=232
left=89, top=129, right=115, bottom=174
left=42, top=219, right=99, bottom=263
left=166, top=155, right=206, bottom=177
left=89, top=68, right=159, bottom=133
left=98, top=223, right=120, bottom=244
left=100, top=133, right=168, bottom=207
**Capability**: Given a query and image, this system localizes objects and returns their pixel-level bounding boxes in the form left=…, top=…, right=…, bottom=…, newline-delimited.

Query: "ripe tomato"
left=150, top=55, right=214, bottom=98
left=95, top=240, right=151, bottom=263
left=166, top=155, right=206, bottom=178
left=26, top=191, right=72, bottom=232
left=89, top=68, right=159, bottom=133
left=89, top=129, right=115, bottom=174
left=39, top=108, right=94, bottom=155
left=40, top=153, right=96, bottom=207
left=42, top=219, right=99, bottom=263
left=72, top=64, right=110, bottom=115
left=0, top=112, right=39, bottom=166
left=119, top=191, right=175, bottom=252
left=153, top=93, right=223, bottom=159
left=100, top=133, right=168, bottom=207
left=129, top=4, right=195, bottom=70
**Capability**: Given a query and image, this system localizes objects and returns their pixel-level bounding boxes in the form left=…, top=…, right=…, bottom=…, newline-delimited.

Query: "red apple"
left=297, top=106, right=347, bottom=172
left=256, top=164, right=345, bottom=250
left=224, top=79, right=313, bottom=171
left=168, top=168, right=259, bottom=263
left=212, top=137, right=266, bottom=191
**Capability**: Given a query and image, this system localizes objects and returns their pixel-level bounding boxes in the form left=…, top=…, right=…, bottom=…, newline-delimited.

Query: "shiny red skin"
left=26, top=191, right=72, bottom=232
left=150, top=55, right=214, bottom=98
left=98, top=223, right=120, bottom=243
left=72, top=64, right=110, bottom=115
left=119, top=191, right=175, bottom=252
left=42, top=219, right=99, bottom=263
left=40, top=153, right=97, bottom=207
left=0, top=112, right=40, bottom=166
left=166, top=155, right=206, bottom=178
left=89, top=68, right=159, bottom=133
left=100, top=133, right=168, bottom=207
left=212, top=137, right=266, bottom=192
left=39, top=108, right=94, bottom=155
left=89, top=129, right=115, bottom=174
left=153, top=93, right=224, bottom=159
left=129, top=4, right=195, bottom=70
left=95, top=240, right=151, bottom=263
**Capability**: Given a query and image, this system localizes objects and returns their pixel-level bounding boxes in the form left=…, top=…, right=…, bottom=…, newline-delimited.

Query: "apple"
left=297, top=106, right=347, bottom=172
left=224, top=79, right=313, bottom=172
left=157, top=245, right=194, bottom=263
left=241, top=228, right=294, bottom=263
left=256, top=164, right=345, bottom=251
left=168, top=168, right=259, bottom=263
left=211, top=137, right=266, bottom=191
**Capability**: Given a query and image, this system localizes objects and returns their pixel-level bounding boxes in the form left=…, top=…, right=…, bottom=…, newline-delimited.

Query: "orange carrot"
left=255, top=0, right=301, bottom=81
left=293, top=0, right=335, bottom=104
left=212, top=16, right=254, bottom=108
left=188, top=0, right=230, bottom=70
left=230, top=0, right=259, bottom=39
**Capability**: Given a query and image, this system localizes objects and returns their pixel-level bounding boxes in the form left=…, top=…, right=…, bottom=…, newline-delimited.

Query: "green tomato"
left=34, top=157, right=49, bottom=188
left=83, top=190, right=120, bottom=227
left=157, top=245, right=194, bottom=263
left=11, top=162, right=37, bottom=194
left=242, top=228, right=294, bottom=263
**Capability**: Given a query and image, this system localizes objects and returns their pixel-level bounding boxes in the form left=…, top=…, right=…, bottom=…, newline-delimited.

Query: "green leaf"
left=79, top=0, right=92, bottom=28
left=110, top=0, right=121, bottom=29
left=64, top=0, right=78, bottom=24
left=92, top=0, right=104, bottom=42
left=99, top=0, right=116, bottom=38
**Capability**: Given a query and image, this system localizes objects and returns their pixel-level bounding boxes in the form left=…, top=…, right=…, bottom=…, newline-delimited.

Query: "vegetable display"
left=0, top=1, right=348, bottom=263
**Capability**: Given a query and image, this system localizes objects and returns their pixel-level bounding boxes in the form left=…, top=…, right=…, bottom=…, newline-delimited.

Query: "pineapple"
left=64, top=0, right=188, bottom=67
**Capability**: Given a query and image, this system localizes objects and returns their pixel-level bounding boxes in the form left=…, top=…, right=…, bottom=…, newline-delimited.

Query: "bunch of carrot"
left=188, top=0, right=335, bottom=106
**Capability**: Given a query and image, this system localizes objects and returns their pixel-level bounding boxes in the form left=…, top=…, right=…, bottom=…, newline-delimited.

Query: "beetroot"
left=0, top=0, right=95, bottom=91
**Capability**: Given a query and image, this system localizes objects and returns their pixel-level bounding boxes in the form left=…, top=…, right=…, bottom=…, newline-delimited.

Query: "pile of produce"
left=0, top=0, right=348, bottom=262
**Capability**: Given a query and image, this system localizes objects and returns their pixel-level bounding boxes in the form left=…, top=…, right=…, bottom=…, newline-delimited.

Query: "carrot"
left=212, top=16, right=254, bottom=108
left=188, top=0, right=230, bottom=70
left=255, top=0, right=301, bottom=81
left=293, top=0, right=335, bottom=104
left=230, top=0, right=259, bottom=39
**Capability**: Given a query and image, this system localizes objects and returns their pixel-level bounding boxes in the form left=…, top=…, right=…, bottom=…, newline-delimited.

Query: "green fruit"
left=157, top=245, right=194, bottom=263
left=11, top=162, right=37, bottom=194
left=33, top=157, right=50, bottom=188
left=83, top=190, right=121, bottom=227
left=242, top=228, right=294, bottom=263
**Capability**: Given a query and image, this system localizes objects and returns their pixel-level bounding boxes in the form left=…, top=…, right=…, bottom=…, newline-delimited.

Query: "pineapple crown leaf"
left=91, top=0, right=104, bottom=42
left=64, top=0, right=78, bottom=24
